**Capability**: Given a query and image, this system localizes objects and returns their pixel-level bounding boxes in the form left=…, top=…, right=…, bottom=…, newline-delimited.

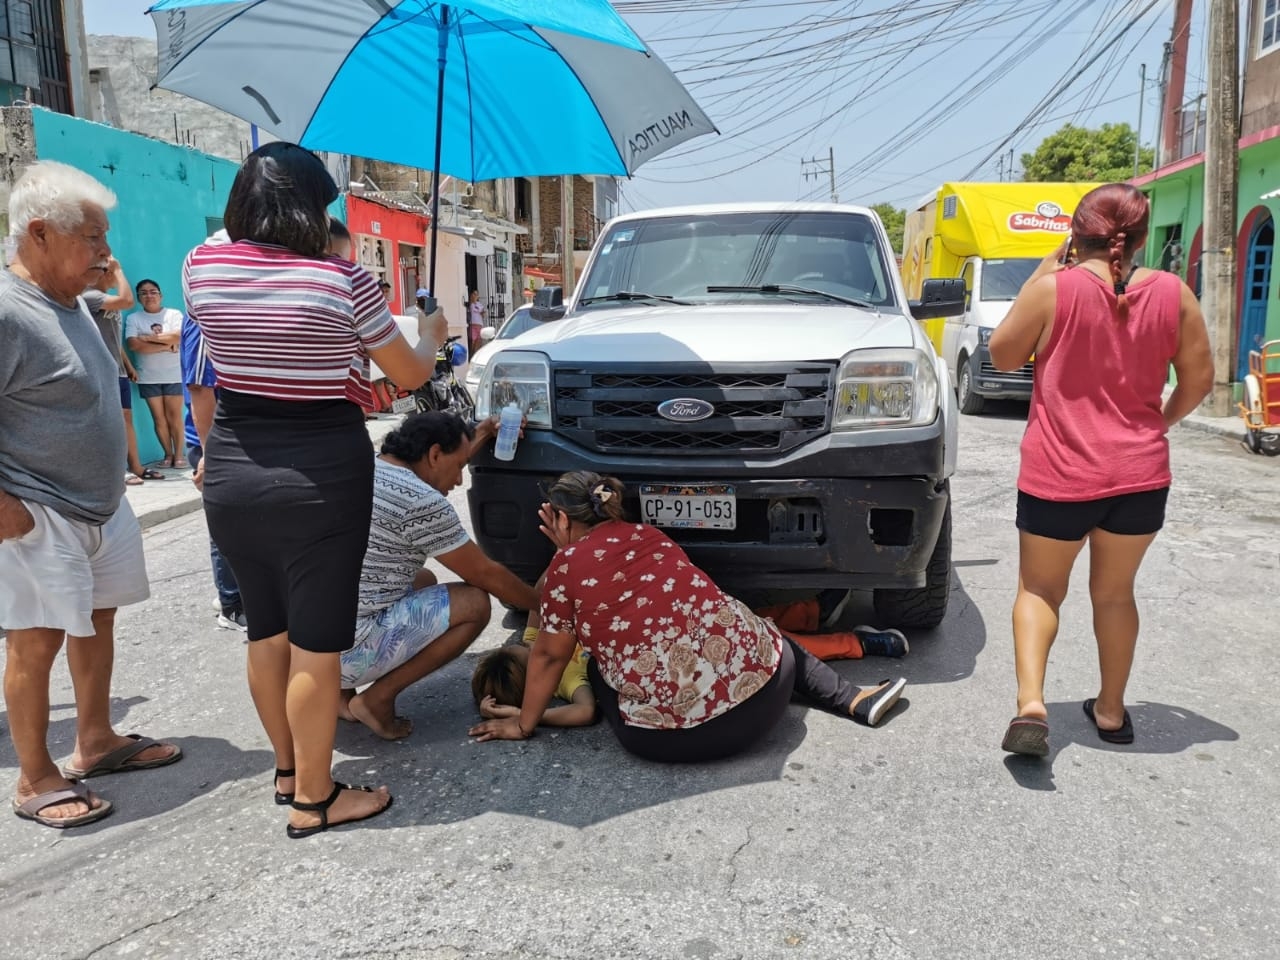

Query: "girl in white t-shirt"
left=125, top=279, right=186, bottom=468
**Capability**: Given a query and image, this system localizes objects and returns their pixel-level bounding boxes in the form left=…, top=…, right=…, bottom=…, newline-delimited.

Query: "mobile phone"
left=421, top=295, right=438, bottom=314
left=1059, top=234, right=1073, bottom=265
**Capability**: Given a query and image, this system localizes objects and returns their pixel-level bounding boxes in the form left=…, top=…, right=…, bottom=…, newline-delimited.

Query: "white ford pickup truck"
left=466, top=203, right=965, bottom=628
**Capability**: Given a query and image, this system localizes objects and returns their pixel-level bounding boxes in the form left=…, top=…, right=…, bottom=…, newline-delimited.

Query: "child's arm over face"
left=469, top=629, right=575, bottom=741
left=538, top=685, right=597, bottom=728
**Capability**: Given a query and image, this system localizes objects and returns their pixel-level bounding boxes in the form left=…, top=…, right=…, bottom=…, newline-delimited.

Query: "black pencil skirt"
left=202, top=390, right=374, bottom=652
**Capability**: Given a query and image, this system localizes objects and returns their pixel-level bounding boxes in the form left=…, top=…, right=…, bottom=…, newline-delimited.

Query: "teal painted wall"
left=31, top=108, right=240, bottom=465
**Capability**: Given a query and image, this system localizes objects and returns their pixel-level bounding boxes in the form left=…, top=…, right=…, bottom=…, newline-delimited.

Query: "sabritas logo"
left=1008, top=201, right=1072, bottom=233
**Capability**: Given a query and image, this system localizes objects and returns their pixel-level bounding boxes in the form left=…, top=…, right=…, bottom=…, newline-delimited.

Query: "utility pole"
left=801, top=148, right=838, bottom=202
left=1135, top=63, right=1146, bottom=177
left=561, top=174, right=576, bottom=296
left=1201, top=0, right=1239, bottom=416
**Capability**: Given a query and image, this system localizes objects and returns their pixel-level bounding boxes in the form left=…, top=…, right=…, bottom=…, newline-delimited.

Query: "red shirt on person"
left=182, top=240, right=399, bottom=409
left=1018, top=267, right=1181, bottom=502
left=539, top=521, right=785, bottom=731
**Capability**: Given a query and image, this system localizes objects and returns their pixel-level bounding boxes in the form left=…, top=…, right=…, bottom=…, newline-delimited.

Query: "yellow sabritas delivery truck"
left=901, top=182, right=1099, bottom=414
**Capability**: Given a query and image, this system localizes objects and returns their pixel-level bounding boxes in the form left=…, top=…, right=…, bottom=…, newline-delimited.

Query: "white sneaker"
left=216, top=609, right=248, bottom=632
left=210, top=597, right=222, bottom=612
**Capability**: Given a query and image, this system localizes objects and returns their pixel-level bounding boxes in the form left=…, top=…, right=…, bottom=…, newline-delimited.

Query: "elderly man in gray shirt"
left=0, top=160, right=182, bottom=829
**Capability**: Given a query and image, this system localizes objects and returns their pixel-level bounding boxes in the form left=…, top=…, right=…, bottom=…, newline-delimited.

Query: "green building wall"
left=1138, top=133, right=1280, bottom=389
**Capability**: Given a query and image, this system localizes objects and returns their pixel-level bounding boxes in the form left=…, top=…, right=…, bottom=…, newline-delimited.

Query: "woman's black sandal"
left=286, top=783, right=393, bottom=840
left=273, top=768, right=295, bottom=806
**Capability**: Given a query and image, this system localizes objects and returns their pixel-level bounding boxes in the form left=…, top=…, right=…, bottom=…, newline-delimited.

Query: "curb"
left=1175, top=412, right=1247, bottom=442
left=135, top=496, right=205, bottom=531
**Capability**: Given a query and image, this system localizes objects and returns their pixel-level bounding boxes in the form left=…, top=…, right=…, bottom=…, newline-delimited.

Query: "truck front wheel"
left=872, top=494, right=952, bottom=630
left=957, top=354, right=986, bottom=415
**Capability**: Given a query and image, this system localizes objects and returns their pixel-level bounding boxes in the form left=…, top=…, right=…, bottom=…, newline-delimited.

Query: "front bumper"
left=467, top=425, right=949, bottom=594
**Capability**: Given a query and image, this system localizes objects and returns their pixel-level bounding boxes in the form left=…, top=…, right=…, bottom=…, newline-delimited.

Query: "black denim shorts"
left=1016, top=487, right=1170, bottom=542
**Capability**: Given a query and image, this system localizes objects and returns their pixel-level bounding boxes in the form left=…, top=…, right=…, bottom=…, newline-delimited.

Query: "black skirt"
left=202, top=390, right=373, bottom=652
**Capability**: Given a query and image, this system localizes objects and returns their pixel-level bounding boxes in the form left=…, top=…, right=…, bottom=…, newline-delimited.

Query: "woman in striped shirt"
left=183, top=143, right=436, bottom=839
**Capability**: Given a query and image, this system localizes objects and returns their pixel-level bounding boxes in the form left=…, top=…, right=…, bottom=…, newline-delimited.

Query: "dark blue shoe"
left=854, top=625, right=909, bottom=658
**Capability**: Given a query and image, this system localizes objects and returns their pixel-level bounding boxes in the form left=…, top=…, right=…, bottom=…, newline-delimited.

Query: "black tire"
left=1245, top=428, right=1263, bottom=454
left=872, top=491, right=951, bottom=630
left=957, top=354, right=986, bottom=415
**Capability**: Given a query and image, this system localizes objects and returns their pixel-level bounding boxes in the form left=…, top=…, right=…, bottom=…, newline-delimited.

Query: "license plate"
left=391, top=395, right=417, bottom=414
left=639, top=484, right=736, bottom=530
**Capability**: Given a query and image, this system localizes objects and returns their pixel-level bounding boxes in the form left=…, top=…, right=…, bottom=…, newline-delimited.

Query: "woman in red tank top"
left=987, top=184, right=1213, bottom=757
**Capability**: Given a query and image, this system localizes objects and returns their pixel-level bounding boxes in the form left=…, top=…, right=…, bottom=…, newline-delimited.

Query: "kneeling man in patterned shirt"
left=341, top=412, right=538, bottom=739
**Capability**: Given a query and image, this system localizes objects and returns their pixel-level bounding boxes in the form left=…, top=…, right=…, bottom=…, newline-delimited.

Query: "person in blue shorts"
left=340, top=412, right=538, bottom=739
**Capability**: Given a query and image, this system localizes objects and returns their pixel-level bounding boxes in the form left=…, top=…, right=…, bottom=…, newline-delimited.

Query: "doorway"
left=1240, top=215, right=1274, bottom=381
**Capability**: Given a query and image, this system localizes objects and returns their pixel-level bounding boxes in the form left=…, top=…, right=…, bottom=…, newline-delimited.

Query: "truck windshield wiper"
left=707, top=284, right=876, bottom=310
left=578, top=291, right=692, bottom=306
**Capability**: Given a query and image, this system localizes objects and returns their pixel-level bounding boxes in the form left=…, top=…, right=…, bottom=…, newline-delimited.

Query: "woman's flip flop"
left=1083, top=699, right=1134, bottom=744
left=1001, top=716, right=1050, bottom=756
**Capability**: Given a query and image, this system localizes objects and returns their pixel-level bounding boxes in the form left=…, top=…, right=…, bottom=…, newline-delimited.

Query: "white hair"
left=9, top=160, right=117, bottom=239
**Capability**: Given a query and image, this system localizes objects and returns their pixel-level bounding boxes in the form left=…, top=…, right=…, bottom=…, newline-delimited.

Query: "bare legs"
left=347, top=585, right=491, bottom=740
left=1087, top=529, right=1158, bottom=731
left=143, top=396, right=177, bottom=466
left=161, top=395, right=186, bottom=466
left=1011, top=532, right=1086, bottom=720
left=122, top=408, right=144, bottom=477
left=7, top=610, right=173, bottom=821
left=1011, top=528, right=1158, bottom=729
left=245, top=631, right=390, bottom=831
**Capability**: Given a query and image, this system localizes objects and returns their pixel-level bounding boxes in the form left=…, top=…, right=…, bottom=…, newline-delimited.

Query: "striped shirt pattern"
left=356, top=458, right=471, bottom=636
left=182, top=240, right=400, bottom=406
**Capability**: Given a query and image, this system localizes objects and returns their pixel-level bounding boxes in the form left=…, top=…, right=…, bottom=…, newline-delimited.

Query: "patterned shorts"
left=342, top=584, right=452, bottom=688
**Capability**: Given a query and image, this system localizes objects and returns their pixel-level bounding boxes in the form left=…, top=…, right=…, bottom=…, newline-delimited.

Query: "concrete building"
left=1135, top=0, right=1280, bottom=389
left=513, top=174, right=619, bottom=295
left=85, top=35, right=256, bottom=161
left=1, top=0, right=89, bottom=117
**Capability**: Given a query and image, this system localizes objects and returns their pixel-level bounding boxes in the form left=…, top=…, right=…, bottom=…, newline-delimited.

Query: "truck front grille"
left=553, top=364, right=833, bottom=456
left=979, top=360, right=1034, bottom=382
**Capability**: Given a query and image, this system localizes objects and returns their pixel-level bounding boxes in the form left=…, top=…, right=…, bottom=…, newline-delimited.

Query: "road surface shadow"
left=0, top=695, right=149, bottom=767
left=1002, top=699, right=1240, bottom=791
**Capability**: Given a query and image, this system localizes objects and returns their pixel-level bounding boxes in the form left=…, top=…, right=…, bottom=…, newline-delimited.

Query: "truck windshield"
left=980, top=258, right=1039, bottom=301
left=578, top=211, right=895, bottom=309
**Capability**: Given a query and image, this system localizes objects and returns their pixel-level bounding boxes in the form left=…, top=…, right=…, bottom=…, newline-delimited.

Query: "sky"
left=86, top=0, right=1210, bottom=215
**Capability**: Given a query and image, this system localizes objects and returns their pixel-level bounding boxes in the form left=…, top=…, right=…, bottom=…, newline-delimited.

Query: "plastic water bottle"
left=494, top=402, right=522, bottom=461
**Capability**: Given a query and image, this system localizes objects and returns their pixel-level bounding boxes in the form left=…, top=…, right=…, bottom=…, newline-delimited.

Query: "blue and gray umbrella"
left=146, top=0, right=716, bottom=286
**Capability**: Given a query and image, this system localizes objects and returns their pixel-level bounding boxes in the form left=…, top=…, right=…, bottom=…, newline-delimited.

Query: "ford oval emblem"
left=657, top=398, right=715, bottom=422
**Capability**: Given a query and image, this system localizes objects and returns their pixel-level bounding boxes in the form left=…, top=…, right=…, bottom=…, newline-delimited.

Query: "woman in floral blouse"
left=469, top=471, right=907, bottom=762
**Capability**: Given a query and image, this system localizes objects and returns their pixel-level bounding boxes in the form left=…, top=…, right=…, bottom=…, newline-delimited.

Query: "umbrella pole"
left=427, top=4, right=450, bottom=298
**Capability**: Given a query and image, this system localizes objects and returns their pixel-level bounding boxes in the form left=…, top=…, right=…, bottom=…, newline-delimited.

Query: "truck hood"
left=973, top=298, right=1015, bottom=328
left=498, top=303, right=917, bottom=363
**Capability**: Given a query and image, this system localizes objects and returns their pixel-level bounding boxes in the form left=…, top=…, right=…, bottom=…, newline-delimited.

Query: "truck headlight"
left=474, top=351, right=552, bottom=427
left=832, top=348, right=939, bottom=429
left=978, top=326, right=994, bottom=346
left=464, top=361, right=485, bottom=393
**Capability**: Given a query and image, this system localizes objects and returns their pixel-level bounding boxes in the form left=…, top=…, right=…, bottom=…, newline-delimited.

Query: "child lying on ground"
left=471, top=627, right=598, bottom=729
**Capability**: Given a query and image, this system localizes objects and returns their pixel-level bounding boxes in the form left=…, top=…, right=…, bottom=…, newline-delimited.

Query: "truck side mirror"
left=910, top=278, right=966, bottom=320
left=531, top=285, right=565, bottom=321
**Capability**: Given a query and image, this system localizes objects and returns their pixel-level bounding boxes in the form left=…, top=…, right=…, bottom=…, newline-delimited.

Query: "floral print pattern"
left=540, top=522, right=785, bottom=730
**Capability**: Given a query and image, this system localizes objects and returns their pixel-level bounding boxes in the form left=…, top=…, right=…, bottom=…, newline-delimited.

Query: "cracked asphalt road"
left=1, top=410, right=1277, bottom=960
